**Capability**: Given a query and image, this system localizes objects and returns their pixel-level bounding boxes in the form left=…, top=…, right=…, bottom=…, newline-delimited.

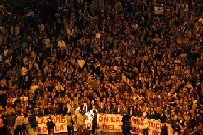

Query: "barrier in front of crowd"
left=36, top=113, right=173, bottom=135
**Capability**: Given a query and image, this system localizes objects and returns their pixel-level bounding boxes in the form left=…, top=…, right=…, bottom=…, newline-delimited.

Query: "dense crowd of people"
left=0, top=0, right=203, bottom=135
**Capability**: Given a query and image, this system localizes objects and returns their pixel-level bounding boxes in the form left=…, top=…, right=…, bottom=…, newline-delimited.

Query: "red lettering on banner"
left=131, top=118, right=141, bottom=125
left=60, top=125, right=64, bottom=130
left=102, top=125, right=117, bottom=130
left=108, top=125, right=115, bottom=130
left=132, top=127, right=143, bottom=133
left=115, top=117, right=120, bottom=122
left=38, top=127, right=41, bottom=132
left=40, top=118, right=46, bottom=124
left=55, top=126, right=60, bottom=132
left=103, top=125, right=108, bottom=130
left=54, top=116, right=60, bottom=123
left=99, top=116, right=103, bottom=122
left=148, top=121, right=161, bottom=129
left=61, top=116, right=65, bottom=123
left=55, top=125, right=64, bottom=132
left=152, top=122, right=156, bottom=128
left=156, top=123, right=161, bottom=129
left=111, top=117, right=115, bottom=122
left=43, top=127, right=47, bottom=132
left=152, top=130, right=161, bottom=135
left=149, top=121, right=156, bottom=128
left=38, top=126, right=47, bottom=132
left=148, top=121, right=151, bottom=127
left=104, top=117, right=108, bottom=122
left=110, top=117, right=120, bottom=122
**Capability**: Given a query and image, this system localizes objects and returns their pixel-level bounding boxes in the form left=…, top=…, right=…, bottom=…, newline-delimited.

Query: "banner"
left=37, top=115, right=67, bottom=134
left=97, top=114, right=123, bottom=132
left=37, top=113, right=93, bottom=134
left=131, top=116, right=162, bottom=135
left=36, top=114, right=173, bottom=134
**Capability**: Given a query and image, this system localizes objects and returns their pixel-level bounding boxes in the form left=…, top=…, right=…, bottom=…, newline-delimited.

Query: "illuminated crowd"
left=0, top=0, right=203, bottom=135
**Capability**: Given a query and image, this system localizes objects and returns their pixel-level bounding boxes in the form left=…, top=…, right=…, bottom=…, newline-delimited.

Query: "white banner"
left=97, top=114, right=123, bottom=132
left=36, top=114, right=173, bottom=134
left=37, top=113, right=93, bottom=134
left=131, top=116, right=162, bottom=135
left=37, top=115, right=67, bottom=134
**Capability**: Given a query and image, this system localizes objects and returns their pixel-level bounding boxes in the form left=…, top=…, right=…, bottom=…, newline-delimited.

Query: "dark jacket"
left=46, top=120, right=55, bottom=130
left=7, top=114, right=16, bottom=127
left=28, top=114, right=38, bottom=128
left=161, top=124, right=168, bottom=135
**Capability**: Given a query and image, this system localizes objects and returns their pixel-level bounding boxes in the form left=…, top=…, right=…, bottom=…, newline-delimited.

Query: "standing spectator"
left=7, top=112, right=16, bottom=135
left=22, top=113, right=29, bottom=135
left=28, top=110, right=38, bottom=135
left=161, top=123, right=168, bottom=135
left=173, top=121, right=181, bottom=135
left=121, top=114, right=131, bottom=135
left=76, top=110, right=86, bottom=135
left=46, top=116, right=55, bottom=135
left=92, top=110, right=97, bottom=135
left=66, top=112, right=74, bottom=135
left=14, top=111, right=24, bottom=135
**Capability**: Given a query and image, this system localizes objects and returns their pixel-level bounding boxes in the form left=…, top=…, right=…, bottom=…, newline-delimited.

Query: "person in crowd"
left=66, top=112, right=74, bottom=135
left=121, top=114, right=131, bottom=135
left=28, top=110, right=38, bottom=135
left=46, top=116, right=55, bottom=135
left=92, top=110, right=98, bottom=135
left=22, top=113, right=29, bottom=135
left=75, top=110, right=86, bottom=135
left=14, top=111, right=24, bottom=135
left=7, top=112, right=16, bottom=135
left=161, top=123, right=168, bottom=135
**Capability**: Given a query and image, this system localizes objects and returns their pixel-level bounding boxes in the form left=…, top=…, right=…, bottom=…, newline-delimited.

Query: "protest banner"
left=97, top=114, right=123, bottom=132
left=37, top=113, right=93, bottom=134
left=37, top=115, right=67, bottom=134
left=36, top=114, right=173, bottom=134
left=131, top=116, right=162, bottom=135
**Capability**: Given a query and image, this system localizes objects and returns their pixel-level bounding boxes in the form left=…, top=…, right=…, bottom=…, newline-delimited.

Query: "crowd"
left=0, top=0, right=203, bottom=135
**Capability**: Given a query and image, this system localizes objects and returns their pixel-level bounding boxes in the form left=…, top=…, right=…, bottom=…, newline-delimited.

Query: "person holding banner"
left=46, top=116, right=55, bottom=135
left=92, top=110, right=97, bottom=135
left=140, top=115, right=148, bottom=135
left=28, top=110, right=38, bottom=135
left=66, top=112, right=74, bottom=135
left=121, top=114, right=131, bottom=135
left=14, top=111, right=24, bottom=135
left=76, top=110, right=86, bottom=135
